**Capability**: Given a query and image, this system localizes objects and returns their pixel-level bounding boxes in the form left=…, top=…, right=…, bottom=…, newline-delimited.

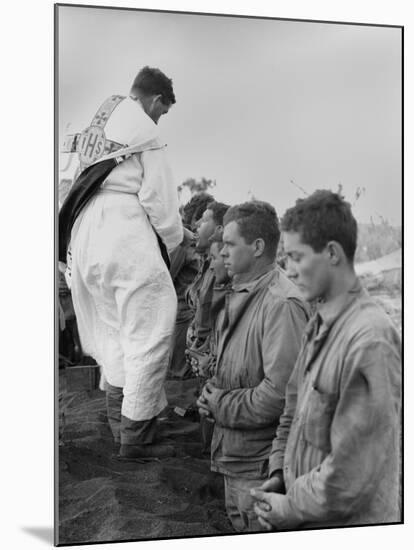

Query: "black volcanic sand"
left=58, top=376, right=234, bottom=545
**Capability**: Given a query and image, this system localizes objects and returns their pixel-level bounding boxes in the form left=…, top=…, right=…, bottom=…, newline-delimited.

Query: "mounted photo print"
left=56, top=3, right=403, bottom=546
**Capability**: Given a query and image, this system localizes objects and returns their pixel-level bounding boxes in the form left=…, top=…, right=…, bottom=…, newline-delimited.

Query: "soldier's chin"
left=301, top=288, right=317, bottom=302
left=216, top=274, right=230, bottom=284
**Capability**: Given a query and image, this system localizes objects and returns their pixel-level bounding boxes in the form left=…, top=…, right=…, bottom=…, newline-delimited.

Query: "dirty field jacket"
left=268, top=280, right=401, bottom=528
left=210, top=267, right=309, bottom=478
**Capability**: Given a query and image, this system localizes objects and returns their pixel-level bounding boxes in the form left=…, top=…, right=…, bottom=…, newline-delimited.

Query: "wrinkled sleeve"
left=268, top=355, right=301, bottom=475
left=274, top=332, right=401, bottom=525
left=138, top=148, right=183, bottom=252
left=211, top=298, right=308, bottom=429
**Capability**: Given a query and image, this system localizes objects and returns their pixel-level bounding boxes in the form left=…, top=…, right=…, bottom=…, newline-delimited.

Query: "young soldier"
left=186, top=201, right=230, bottom=352
left=252, top=190, right=401, bottom=529
left=197, top=201, right=309, bottom=532
left=167, top=193, right=214, bottom=380
left=189, top=228, right=233, bottom=454
left=188, top=228, right=232, bottom=380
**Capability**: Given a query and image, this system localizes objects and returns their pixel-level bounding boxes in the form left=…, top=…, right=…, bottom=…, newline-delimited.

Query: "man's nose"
left=220, top=246, right=228, bottom=257
left=286, top=260, right=297, bottom=279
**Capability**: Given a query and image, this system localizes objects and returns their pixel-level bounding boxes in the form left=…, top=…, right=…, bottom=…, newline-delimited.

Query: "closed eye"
left=287, top=252, right=302, bottom=262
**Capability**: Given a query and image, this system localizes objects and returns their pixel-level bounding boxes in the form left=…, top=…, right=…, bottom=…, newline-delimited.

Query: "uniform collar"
left=316, top=278, right=364, bottom=334
left=232, top=264, right=276, bottom=293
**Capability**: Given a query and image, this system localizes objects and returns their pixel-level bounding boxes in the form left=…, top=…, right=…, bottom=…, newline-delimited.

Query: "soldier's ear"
left=326, top=241, right=344, bottom=266
left=153, top=94, right=163, bottom=105
left=253, top=238, right=266, bottom=257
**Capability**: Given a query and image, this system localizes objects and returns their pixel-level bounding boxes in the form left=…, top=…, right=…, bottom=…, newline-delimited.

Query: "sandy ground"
left=57, top=272, right=401, bottom=545
left=58, top=377, right=234, bottom=545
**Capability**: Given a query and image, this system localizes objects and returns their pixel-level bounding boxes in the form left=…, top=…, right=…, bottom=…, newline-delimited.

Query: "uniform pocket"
left=301, top=388, right=337, bottom=452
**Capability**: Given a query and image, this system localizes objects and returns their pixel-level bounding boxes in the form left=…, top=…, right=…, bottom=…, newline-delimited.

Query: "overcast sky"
left=58, top=6, right=402, bottom=225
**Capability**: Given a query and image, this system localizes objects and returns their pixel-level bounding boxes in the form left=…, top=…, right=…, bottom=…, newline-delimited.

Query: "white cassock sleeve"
left=138, top=147, right=183, bottom=253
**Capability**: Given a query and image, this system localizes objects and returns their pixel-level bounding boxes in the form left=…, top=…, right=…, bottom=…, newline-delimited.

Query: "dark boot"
left=105, top=383, right=123, bottom=443
left=118, top=415, right=174, bottom=460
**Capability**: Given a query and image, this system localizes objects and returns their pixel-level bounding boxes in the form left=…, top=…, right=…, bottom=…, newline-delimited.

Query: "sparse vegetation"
left=355, top=221, right=401, bottom=263
left=178, top=177, right=216, bottom=197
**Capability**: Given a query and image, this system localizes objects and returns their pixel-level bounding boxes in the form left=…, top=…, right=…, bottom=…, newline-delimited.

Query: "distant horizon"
left=58, top=172, right=402, bottom=230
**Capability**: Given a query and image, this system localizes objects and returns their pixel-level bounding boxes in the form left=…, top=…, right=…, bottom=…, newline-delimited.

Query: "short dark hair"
left=223, top=201, right=280, bottom=261
left=206, top=201, right=230, bottom=226
left=182, top=192, right=215, bottom=229
left=281, top=190, right=358, bottom=261
left=131, top=66, right=176, bottom=105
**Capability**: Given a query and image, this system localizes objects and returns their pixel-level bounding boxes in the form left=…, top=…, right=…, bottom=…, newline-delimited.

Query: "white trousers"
left=70, top=190, right=177, bottom=421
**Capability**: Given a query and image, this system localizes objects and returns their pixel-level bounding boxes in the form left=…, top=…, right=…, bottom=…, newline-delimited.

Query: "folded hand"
left=250, top=488, right=298, bottom=531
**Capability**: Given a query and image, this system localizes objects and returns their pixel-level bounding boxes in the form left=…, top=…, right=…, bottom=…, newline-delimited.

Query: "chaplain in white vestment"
left=69, top=67, right=184, bottom=458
